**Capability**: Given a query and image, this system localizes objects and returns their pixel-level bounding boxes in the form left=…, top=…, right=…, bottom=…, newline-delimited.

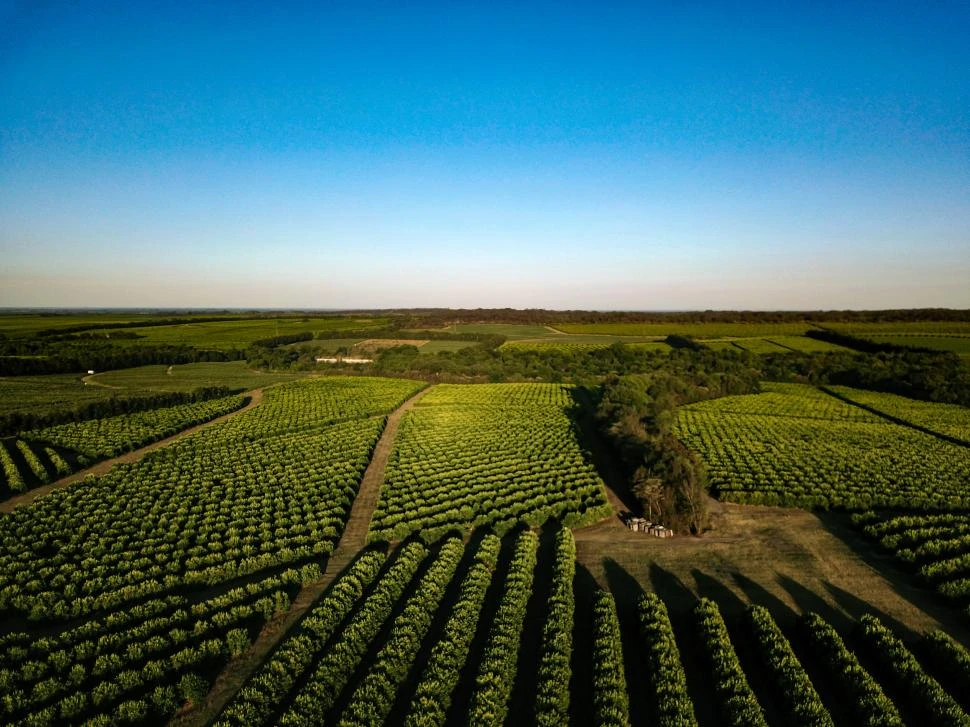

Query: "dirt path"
left=171, top=384, right=432, bottom=727
left=0, top=389, right=264, bottom=513
left=575, top=502, right=970, bottom=644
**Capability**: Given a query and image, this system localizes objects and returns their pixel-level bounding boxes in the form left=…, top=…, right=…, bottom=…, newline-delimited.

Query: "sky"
left=1, top=0, right=968, bottom=310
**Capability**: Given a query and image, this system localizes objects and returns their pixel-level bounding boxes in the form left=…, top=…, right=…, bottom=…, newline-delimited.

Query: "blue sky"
left=1, top=0, right=968, bottom=309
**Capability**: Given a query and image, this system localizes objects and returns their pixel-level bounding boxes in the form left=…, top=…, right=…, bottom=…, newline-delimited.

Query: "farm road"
left=172, top=383, right=434, bottom=727
left=0, top=388, right=265, bottom=513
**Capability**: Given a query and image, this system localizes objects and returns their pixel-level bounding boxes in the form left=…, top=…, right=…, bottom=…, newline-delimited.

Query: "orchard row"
left=370, top=384, right=612, bottom=541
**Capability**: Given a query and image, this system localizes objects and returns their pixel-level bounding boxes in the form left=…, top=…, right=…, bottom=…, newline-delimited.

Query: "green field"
left=0, top=374, right=126, bottom=418
left=100, top=317, right=388, bottom=350
left=827, top=385, right=970, bottom=442
left=555, top=322, right=820, bottom=338
left=406, top=323, right=561, bottom=339
left=370, top=383, right=612, bottom=540
left=417, top=339, right=479, bottom=354
left=0, top=313, right=168, bottom=337
left=828, top=322, right=970, bottom=336
left=24, top=394, right=247, bottom=461
left=729, top=338, right=793, bottom=354
left=865, top=335, right=970, bottom=356
left=675, top=382, right=970, bottom=509
left=856, top=511, right=970, bottom=605
left=85, top=361, right=304, bottom=392
left=501, top=340, right=672, bottom=354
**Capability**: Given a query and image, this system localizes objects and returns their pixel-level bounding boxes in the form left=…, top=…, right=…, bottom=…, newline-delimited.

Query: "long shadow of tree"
left=565, top=386, right=641, bottom=517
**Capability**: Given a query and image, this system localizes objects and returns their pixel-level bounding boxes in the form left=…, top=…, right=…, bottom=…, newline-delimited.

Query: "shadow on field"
left=565, top=387, right=642, bottom=517
left=570, top=563, right=601, bottom=727
left=815, top=510, right=970, bottom=645
left=732, top=572, right=798, bottom=625
left=603, top=558, right=650, bottom=726
left=692, top=569, right=747, bottom=619
left=776, top=573, right=851, bottom=631
left=385, top=527, right=498, bottom=727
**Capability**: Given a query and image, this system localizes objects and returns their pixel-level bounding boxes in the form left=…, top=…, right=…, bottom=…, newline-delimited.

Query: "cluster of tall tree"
left=0, top=340, right=242, bottom=376
left=593, top=366, right=760, bottom=534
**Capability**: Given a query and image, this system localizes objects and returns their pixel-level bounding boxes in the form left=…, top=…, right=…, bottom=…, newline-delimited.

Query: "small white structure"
left=315, top=357, right=373, bottom=365
left=87, top=370, right=95, bottom=375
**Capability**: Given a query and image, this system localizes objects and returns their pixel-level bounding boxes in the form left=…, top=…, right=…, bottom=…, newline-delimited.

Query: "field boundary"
left=818, top=386, right=970, bottom=449
left=170, top=383, right=433, bottom=727
left=0, top=389, right=264, bottom=513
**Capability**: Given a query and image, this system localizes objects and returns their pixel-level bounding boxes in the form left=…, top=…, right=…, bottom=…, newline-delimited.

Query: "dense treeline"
left=32, top=315, right=245, bottom=337
left=0, top=386, right=239, bottom=437
left=762, top=350, right=970, bottom=408
left=249, top=331, right=314, bottom=348
left=368, top=307, right=970, bottom=327
left=0, top=339, right=243, bottom=376
left=805, top=329, right=938, bottom=354
left=593, top=360, right=761, bottom=533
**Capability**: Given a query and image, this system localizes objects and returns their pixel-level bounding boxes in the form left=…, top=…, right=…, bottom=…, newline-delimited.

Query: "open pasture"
left=675, top=382, right=970, bottom=509
left=369, top=383, right=612, bottom=541
left=0, top=374, right=127, bottom=418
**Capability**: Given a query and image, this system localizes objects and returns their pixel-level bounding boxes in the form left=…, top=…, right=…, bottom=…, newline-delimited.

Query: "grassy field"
left=554, top=322, right=820, bottom=338
left=100, top=317, right=388, bottom=349
left=85, top=361, right=305, bottom=391
left=0, top=374, right=128, bottom=417
left=0, top=313, right=170, bottom=337
left=417, top=339, right=479, bottom=354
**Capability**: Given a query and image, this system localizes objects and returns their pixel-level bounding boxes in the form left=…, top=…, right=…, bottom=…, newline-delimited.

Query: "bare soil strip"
left=0, top=389, right=264, bottom=513
left=171, top=384, right=433, bottom=727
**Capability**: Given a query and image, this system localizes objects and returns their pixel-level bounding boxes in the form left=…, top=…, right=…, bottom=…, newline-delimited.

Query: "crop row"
left=25, top=394, right=246, bottom=460
left=215, top=551, right=386, bottom=726
left=534, top=527, right=576, bottom=725
left=466, top=530, right=539, bottom=726
left=855, top=614, right=970, bottom=727
left=590, top=591, right=630, bottom=727
left=371, top=384, right=612, bottom=540
left=338, top=538, right=465, bottom=724
left=856, top=512, right=970, bottom=604
left=693, top=598, right=766, bottom=727
left=797, top=611, right=902, bottom=726
left=745, top=605, right=833, bottom=727
left=280, top=541, right=429, bottom=722
left=3, top=564, right=316, bottom=725
left=403, top=535, right=501, bottom=727
left=202, top=525, right=970, bottom=727
left=676, top=383, right=970, bottom=509
left=826, top=385, right=970, bottom=444
left=638, top=592, right=698, bottom=726
left=0, top=378, right=410, bottom=624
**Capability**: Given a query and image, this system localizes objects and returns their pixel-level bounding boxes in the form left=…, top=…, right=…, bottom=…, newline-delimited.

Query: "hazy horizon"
left=2, top=1, right=968, bottom=309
